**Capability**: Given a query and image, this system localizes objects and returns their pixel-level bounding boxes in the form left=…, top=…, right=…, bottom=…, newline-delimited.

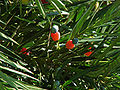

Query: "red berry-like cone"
left=51, top=32, right=60, bottom=41
left=66, top=40, right=75, bottom=49
left=20, top=48, right=30, bottom=55
left=84, top=51, right=92, bottom=56
left=20, top=48, right=27, bottom=54
left=26, top=52, right=30, bottom=55
left=89, top=47, right=92, bottom=49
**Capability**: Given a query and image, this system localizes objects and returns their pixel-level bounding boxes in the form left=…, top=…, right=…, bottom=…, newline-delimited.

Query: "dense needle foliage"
left=0, top=0, right=120, bottom=89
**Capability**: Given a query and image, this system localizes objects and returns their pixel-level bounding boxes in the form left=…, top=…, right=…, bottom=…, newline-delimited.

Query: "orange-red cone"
left=51, top=32, right=60, bottom=41
left=89, top=47, right=92, bottom=49
left=20, top=48, right=30, bottom=55
left=84, top=51, right=92, bottom=56
left=66, top=40, right=75, bottom=49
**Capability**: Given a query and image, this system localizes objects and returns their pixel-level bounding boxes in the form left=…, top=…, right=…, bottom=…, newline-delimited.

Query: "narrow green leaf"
left=0, top=66, right=39, bottom=81
left=66, top=0, right=73, bottom=4
left=75, top=7, right=85, bottom=22
left=25, top=84, right=47, bottom=90
left=0, top=44, right=22, bottom=60
left=22, top=41, right=34, bottom=48
left=78, top=38, right=104, bottom=42
left=0, top=82, right=6, bottom=90
left=20, top=0, right=22, bottom=17
left=94, top=0, right=120, bottom=27
left=0, top=71, right=28, bottom=89
left=15, top=16, right=36, bottom=23
left=0, top=53, right=33, bottom=74
left=0, top=71, right=18, bottom=89
left=63, top=80, right=72, bottom=87
left=50, top=0, right=63, bottom=17
left=103, top=56, right=120, bottom=77
left=92, top=23, right=120, bottom=64
left=1, top=1, right=17, bottom=16
left=65, top=11, right=76, bottom=24
left=0, top=32, right=19, bottom=45
left=52, top=0, right=67, bottom=10
left=70, top=1, right=96, bottom=39
left=9, top=77, right=28, bottom=89
left=0, top=20, right=6, bottom=25
left=35, top=0, right=46, bottom=19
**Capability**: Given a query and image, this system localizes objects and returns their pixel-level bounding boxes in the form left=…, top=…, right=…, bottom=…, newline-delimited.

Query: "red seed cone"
left=20, top=48, right=27, bottom=54
left=89, top=47, right=92, bottom=49
left=66, top=40, right=75, bottom=49
left=20, top=48, right=30, bottom=55
left=26, top=52, right=30, bottom=55
left=51, top=32, right=60, bottom=41
left=84, top=51, right=93, bottom=56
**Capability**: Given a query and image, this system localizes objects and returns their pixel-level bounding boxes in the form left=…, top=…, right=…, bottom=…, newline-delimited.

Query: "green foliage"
left=0, top=0, right=120, bottom=89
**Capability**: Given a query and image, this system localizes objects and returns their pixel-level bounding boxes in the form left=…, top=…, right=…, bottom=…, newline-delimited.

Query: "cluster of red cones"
left=51, top=25, right=93, bottom=56
left=20, top=48, right=30, bottom=56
